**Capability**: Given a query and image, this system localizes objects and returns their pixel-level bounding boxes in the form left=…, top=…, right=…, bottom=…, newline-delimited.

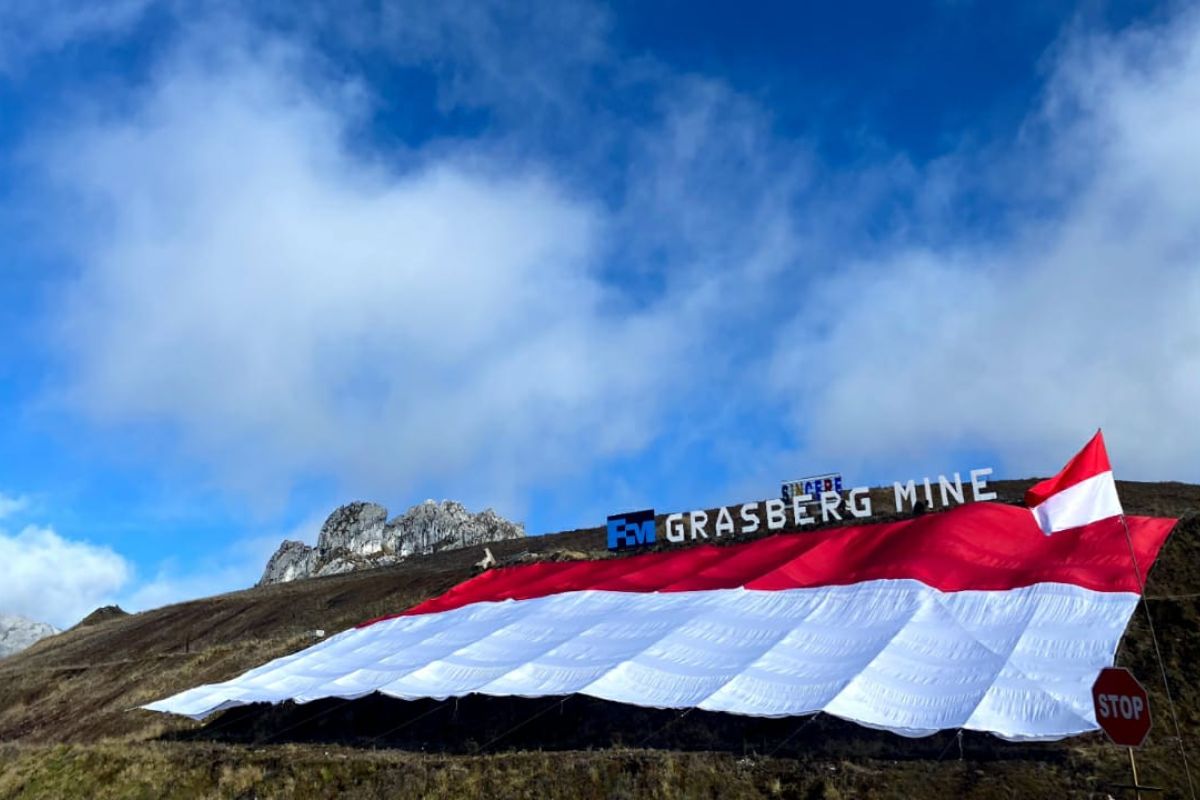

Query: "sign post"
left=1093, top=667, right=1154, bottom=798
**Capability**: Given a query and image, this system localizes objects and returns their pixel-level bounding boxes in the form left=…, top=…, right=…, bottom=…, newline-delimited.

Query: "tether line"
left=477, top=697, right=567, bottom=753
left=181, top=705, right=265, bottom=741
left=636, top=708, right=694, bottom=749
left=1120, top=511, right=1197, bottom=800
left=765, top=712, right=822, bottom=758
left=364, top=700, right=452, bottom=746
left=251, top=697, right=359, bottom=746
left=933, top=729, right=963, bottom=763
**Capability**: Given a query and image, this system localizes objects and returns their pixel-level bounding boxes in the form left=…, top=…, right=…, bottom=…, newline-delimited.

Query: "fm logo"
left=607, top=509, right=656, bottom=551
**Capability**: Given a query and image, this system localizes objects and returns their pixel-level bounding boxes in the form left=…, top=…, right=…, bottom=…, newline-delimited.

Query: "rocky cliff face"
left=260, top=500, right=525, bottom=585
left=0, top=613, right=58, bottom=659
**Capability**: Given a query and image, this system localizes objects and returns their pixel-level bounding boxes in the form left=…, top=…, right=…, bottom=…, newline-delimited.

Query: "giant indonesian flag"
left=146, top=433, right=1176, bottom=741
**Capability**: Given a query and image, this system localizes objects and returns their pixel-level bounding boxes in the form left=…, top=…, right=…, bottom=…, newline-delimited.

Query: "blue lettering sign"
left=607, top=509, right=656, bottom=551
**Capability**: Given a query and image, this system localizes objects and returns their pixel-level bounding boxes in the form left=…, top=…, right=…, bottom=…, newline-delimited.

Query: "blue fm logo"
left=607, top=509, right=656, bottom=551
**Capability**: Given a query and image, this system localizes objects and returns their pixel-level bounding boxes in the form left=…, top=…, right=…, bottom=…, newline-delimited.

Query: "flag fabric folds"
left=1025, top=431, right=1123, bottom=535
left=145, top=434, right=1175, bottom=741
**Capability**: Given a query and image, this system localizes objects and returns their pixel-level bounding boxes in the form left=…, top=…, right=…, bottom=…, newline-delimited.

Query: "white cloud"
left=374, top=0, right=613, bottom=122
left=121, top=513, right=328, bottom=613
left=0, top=0, right=155, bottom=74
left=0, top=501, right=325, bottom=625
left=39, top=36, right=686, bottom=506
left=0, top=492, right=29, bottom=519
left=22, top=0, right=1200, bottom=519
left=0, top=524, right=131, bottom=628
left=768, top=10, right=1200, bottom=482
left=0, top=507, right=323, bottom=625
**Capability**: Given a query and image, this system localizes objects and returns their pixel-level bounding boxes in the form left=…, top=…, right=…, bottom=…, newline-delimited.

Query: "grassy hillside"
left=1, top=479, right=1199, bottom=799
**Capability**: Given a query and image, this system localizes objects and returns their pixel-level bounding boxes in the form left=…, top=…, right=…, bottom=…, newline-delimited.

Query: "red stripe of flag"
left=358, top=503, right=1174, bottom=625
left=1025, top=430, right=1113, bottom=508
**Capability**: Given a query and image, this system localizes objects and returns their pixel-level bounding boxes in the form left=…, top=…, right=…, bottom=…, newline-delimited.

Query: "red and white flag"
left=147, top=436, right=1175, bottom=742
left=1025, top=431, right=1123, bottom=535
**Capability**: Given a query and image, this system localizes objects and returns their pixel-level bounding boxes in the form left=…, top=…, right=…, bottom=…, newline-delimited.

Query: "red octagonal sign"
left=1092, top=667, right=1152, bottom=747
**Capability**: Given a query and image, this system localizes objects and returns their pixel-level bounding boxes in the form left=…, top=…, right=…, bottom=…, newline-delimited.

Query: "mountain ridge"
left=259, top=500, right=525, bottom=584
left=0, top=613, right=58, bottom=660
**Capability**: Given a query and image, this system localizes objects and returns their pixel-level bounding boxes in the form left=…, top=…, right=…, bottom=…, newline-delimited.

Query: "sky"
left=1, top=0, right=1198, bottom=628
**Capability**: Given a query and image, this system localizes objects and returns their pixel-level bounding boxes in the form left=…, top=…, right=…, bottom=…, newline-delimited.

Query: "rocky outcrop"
left=75, top=605, right=130, bottom=629
left=259, top=500, right=525, bottom=585
left=0, top=613, right=58, bottom=659
left=259, top=539, right=318, bottom=584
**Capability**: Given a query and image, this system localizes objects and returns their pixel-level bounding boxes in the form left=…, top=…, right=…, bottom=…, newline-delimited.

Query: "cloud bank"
left=0, top=524, right=130, bottom=628
left=42, top=37, right=686, bottom=506
left=770, top=11, right=1200, bottom=480
left=22, top=1, right=1200, bottom=525
left=0, top=0, right=154, bottom=74
left=0, top=493, right=29, bottom=519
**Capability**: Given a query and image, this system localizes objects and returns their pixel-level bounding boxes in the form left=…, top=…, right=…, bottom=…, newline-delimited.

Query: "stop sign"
left=1092, top=667, right=1152, bottom=747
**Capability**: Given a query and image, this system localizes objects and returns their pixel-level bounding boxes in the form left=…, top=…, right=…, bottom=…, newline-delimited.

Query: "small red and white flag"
left=146, top=435, right=1175, bottom=742
left=1025, top=431, right=1123, bottom=535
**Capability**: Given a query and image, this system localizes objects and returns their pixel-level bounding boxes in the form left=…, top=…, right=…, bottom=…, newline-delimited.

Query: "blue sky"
left=2, top=0, right=1199, bottom=627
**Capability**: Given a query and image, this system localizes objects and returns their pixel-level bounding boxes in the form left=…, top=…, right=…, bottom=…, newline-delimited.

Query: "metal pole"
left=1130, top=747, right=1142, bottom=800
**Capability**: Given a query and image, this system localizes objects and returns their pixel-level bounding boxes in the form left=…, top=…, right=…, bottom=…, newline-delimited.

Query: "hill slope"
left=1, top=479, right=1199, bottom=799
